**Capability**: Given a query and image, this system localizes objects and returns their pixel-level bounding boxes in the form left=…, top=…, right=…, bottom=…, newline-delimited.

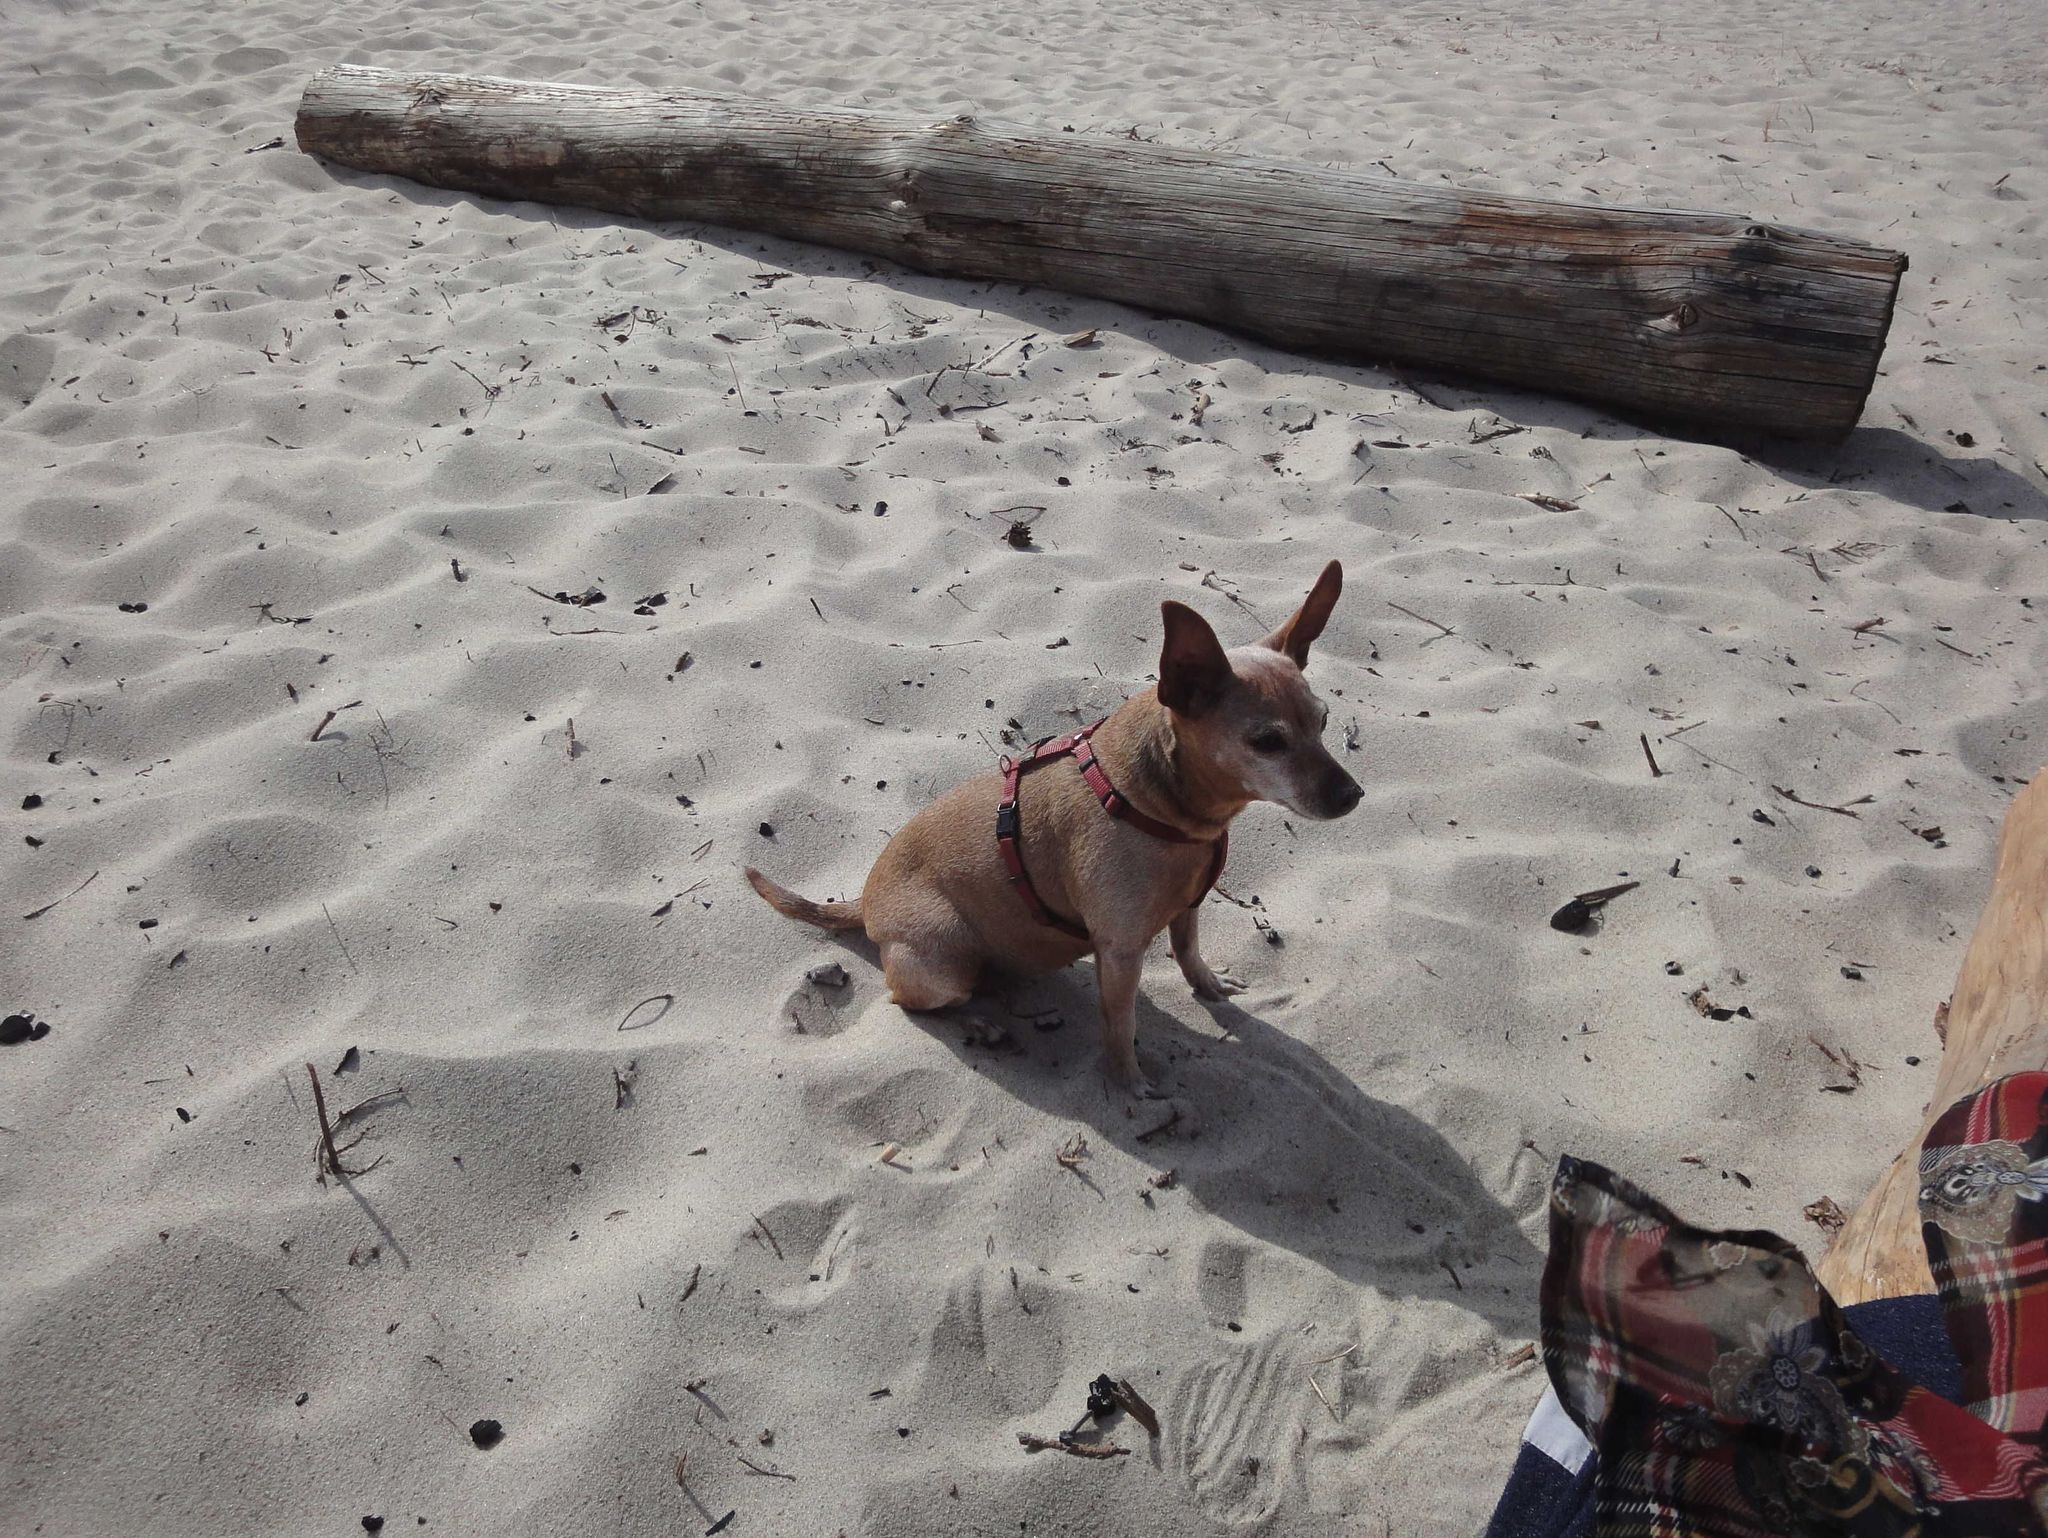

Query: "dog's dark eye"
left=1248, top=729, right=1288, bottom=754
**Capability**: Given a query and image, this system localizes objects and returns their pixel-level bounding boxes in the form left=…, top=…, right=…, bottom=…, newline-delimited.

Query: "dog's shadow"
left=888, top=958, right=1545, bottom=1331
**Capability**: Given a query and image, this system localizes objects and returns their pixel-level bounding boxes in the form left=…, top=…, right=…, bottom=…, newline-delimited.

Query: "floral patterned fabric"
left=1541, top=1071, right=2048, bottom=1536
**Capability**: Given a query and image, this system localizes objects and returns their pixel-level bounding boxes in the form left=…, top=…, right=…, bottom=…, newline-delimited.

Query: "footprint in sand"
left=749, top=1193, right=854, bottom=1298
left=0, top=334, right=57, bottom=417
left=1171, top=1328, right=1303, bottom=1526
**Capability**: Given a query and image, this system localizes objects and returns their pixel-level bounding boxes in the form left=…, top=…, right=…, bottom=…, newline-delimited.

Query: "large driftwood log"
left=295, top=67, right=1906, bottom=439
left=1816, top=768, right=2048, bottom=1304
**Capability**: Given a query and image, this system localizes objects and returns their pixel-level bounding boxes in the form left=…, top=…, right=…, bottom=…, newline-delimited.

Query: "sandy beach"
left=4, top=0, right=2046, bottom=1532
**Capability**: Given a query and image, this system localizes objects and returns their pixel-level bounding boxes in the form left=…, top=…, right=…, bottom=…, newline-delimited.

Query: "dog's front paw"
left=1185, top=963, right=1247, bottom=1001
left=1103, top=1054, right=1164, bottom=1104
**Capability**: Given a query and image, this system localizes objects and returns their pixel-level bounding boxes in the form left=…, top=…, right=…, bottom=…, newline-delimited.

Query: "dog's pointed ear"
left=1262, top=560, right=1343, bottom=668
left=1158, top=600, right=1233, bottom=717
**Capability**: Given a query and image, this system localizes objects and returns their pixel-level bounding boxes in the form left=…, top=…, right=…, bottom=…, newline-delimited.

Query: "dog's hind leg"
left=880, top=940, right=980, bottom=1012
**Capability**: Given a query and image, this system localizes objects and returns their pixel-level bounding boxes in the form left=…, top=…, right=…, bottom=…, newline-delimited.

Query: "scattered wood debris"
left=309, top=700, right=364, bottom=742
left=1017, top=1432, right=1128, bottom=1458
left=1804, top=1196, right=1848, bottom=1236
left=306, top=1061, right=385, bottom=1182
left=1772, top=785, right=1872, bottom=818
left=1688, top=987, right=1754, bottom=1023
left=1548, top=880, right=1639, bottom=934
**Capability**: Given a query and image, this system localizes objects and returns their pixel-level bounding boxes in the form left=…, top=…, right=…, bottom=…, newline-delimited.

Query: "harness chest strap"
left=995, top=719, right=1227, bottom=942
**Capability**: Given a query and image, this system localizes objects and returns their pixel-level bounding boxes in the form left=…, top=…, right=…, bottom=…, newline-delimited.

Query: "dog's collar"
left=994, top=718, right=1227, bottom=942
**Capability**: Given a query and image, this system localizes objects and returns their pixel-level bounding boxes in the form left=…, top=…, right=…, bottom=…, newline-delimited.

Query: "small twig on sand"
left=1055, top=1134, right=1090, bottom=1172
left=1110, top=1379, right=1161, bottom=1436
left=309, top=699, right=363, bottom=742
left=321, top=902, right=359, bottom=972
left=1385, top=600, right=1455, bottom=639
left=1017, top=1432, right=1130, bottom=1459
left=1133, top=1105, right=1180, bottom=1143
left=618, top=993, right=674, bottom=1031
left=737, top=1456, right=795, bottom=1481
left=449, top=358, right=500, bottom=400
left=725, top=353, right=747, bottom=411
left=1640, top=733, right=1663, bottom=778
left=306, top=1063, right=343, bottom=1181
left=22, top=868, right=98, bottom=921
left=1771, top=785, right=1872, bottom=819
left=681, top=1263, right=702, bottom=1304
left=338, top=1087, right=405, bottom=1124
left=750, top=1212, right=783, bottom=1260
left=1307, top=1367, right=1339, bottom=1422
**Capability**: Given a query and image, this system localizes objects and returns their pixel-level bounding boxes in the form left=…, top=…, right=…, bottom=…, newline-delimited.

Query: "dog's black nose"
left=1328, top=776, right=1363, bottom=817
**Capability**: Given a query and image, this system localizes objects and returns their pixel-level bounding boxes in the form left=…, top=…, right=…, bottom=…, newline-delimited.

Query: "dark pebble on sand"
left=2, top=1013, right=38, bottom=1046
left=363, top=1519, right=385, bottom=1533
left=758, top=822, right=775, bottom=838
left=21, top=794, right=41, bottom=810
left=1806, top=865, right=1822, bottom=879
left=469, top=1419, right=504, bottom=1450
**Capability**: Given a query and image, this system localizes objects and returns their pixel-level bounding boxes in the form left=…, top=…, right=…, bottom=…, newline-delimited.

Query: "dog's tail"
left=745, top=867, right=865, bottom=932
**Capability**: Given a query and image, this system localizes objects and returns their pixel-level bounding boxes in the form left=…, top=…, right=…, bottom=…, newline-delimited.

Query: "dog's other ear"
left=1262, top=559, right=1343, bottom=668
left=1158, top=601, right=1234, bottom=716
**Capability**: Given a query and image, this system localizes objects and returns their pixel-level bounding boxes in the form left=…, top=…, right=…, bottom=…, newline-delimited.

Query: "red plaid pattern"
left=1919, top=1072, right=2048, bottom=1448
left=1542, top=1077, right=2048, bottom=1536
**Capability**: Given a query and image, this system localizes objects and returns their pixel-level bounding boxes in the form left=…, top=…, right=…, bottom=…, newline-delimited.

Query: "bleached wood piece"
left=1817, top=769, right=2048, bottom=1304
left=294, top=66, right=1907, bottom=438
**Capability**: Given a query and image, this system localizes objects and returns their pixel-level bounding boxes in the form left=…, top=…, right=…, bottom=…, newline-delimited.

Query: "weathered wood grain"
left=1815, top=768, right=2048, bottom=1304
left=295, top=66, right=1907, bottom=437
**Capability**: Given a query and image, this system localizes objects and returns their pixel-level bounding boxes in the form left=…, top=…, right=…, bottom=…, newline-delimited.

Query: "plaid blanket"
left=1528, top=1071, right=2048, bottom=1536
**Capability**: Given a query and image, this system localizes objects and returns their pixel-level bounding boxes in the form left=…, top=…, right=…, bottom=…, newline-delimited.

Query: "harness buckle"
left=995, top=801, right=1021, bottom=840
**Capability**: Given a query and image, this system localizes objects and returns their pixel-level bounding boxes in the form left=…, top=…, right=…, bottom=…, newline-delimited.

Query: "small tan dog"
left=747, top=561, right=1360, bottom=1097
